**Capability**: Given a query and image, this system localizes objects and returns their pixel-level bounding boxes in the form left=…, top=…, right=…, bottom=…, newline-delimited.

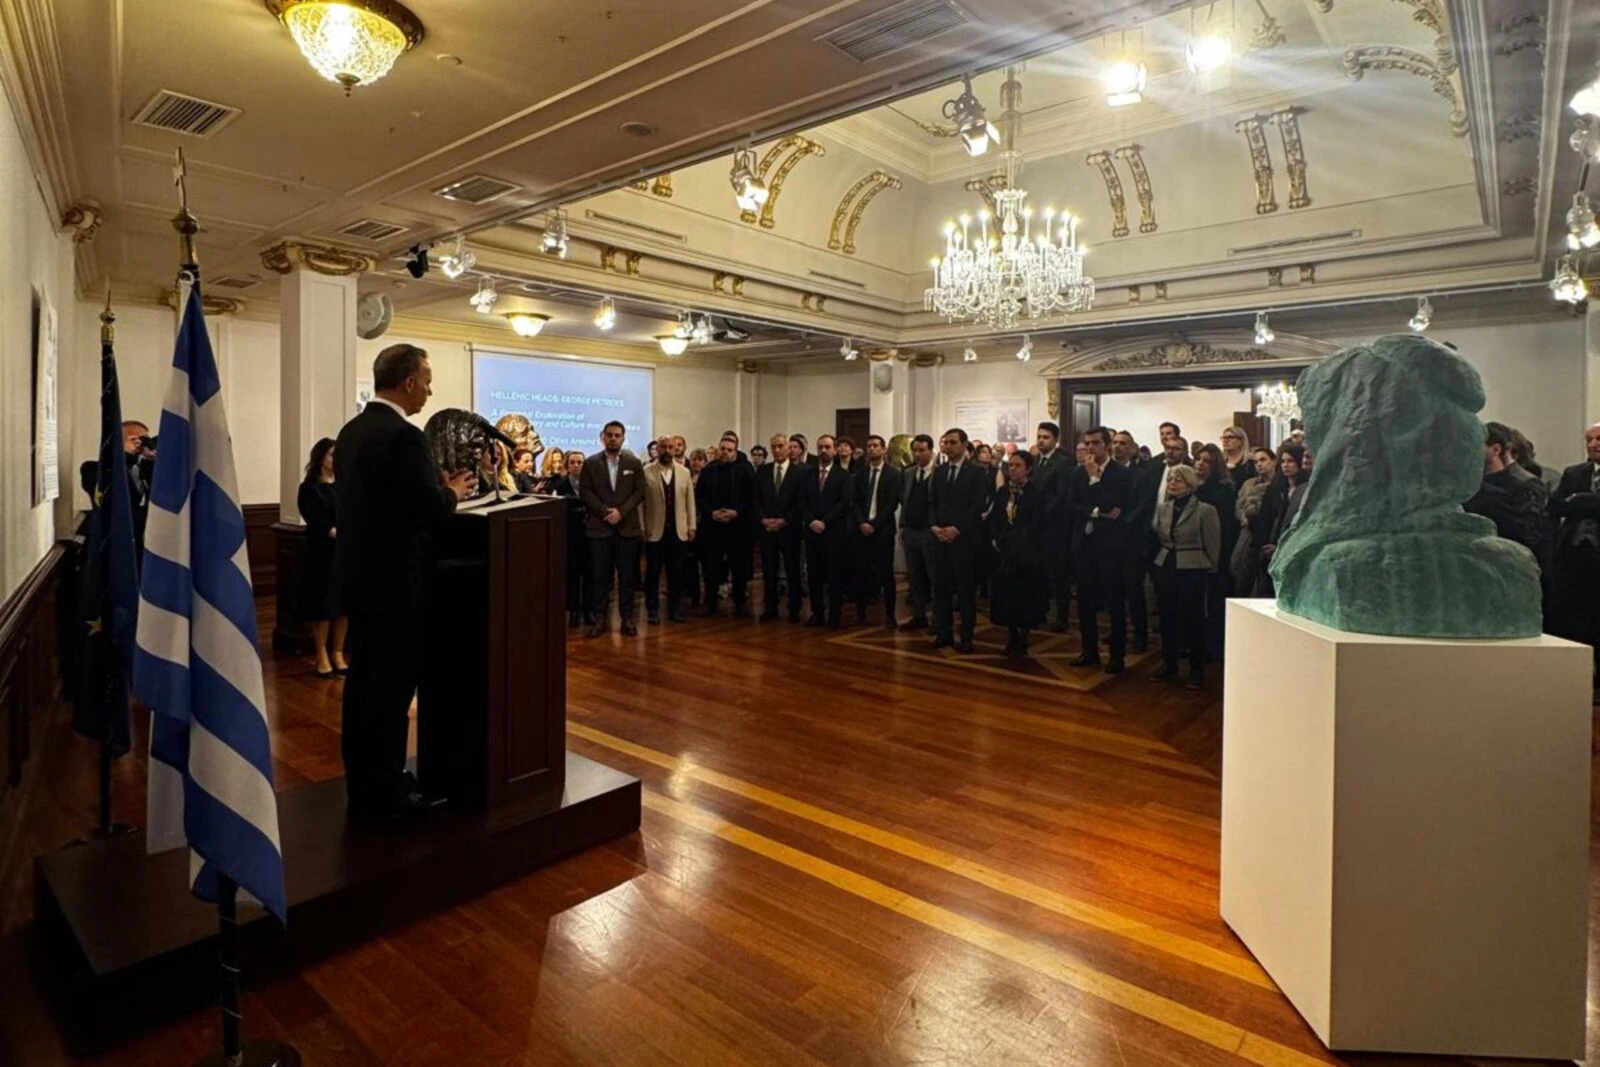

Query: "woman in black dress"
left=297, top=438, right=346, bottom=678
left=988, top=451, right=1050, bottom=657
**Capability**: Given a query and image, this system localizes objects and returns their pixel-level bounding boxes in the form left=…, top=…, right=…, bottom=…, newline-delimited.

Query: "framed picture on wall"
left=31, top=290, right=59, bottom=507
left=952, top=397, right=1030, bottom=446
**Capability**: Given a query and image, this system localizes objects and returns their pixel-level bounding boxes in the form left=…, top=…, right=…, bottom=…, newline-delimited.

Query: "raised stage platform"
left=33, top=752, right=640, bottom=1048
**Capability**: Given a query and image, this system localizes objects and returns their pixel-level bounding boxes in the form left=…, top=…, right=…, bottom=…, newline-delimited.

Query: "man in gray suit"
left=579, top=420, right=646, bottom=637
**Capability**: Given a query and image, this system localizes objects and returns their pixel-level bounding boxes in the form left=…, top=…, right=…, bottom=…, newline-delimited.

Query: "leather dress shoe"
left=803, top=616, right=827, bottom=628
left=902, top=616, right=928, bottom=631
left=1104, top=658, right=1124, bottom=675
left=929, top=635, right=953, bottom=650
left=956, top=638, right=974, bottom=654
left=647, top=612, right=661, bottom=625
left=587, top=622, right=608, bottom=639
left=1069, top=651, right=1101, bottom=668
left=1150, top=662, right=1178, bottom=681
left=620, top=620, right=638, bottom=637
left=668, top=612, right=685, bottom=623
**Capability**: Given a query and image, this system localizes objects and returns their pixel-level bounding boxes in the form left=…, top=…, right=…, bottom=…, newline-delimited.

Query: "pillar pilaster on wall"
left=736, top=360, right=760, bottom=452
left=264, top=241, right=373, bottom=524
left=1586, top=301, right=1600, bottom=431
left=867, top=353, right=919, bottom=440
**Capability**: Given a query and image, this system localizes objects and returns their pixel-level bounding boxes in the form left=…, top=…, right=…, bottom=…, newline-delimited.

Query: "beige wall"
left=0, top=83, right=78, bottom=602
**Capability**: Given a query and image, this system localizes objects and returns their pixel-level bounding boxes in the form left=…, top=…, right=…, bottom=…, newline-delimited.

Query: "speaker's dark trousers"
left=342, top=605, right=423, bottom=807
left=854, top=524, right=897, bottom=617
left=644, top=528, right=685, bottom=616
left=901, top=526, right=934, bottom=622
left=760, top=526, right=803, bottom=618
left=1076, top=539, right=1127, bottom=660
left=589, top=531, right=641, bottom=622
left=805, top=530, right=847, bottom=622
left=931, top=534, right=979, bottom=643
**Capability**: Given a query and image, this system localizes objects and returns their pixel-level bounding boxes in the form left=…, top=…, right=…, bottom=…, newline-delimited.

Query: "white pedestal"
left=1220, top=600, right=1591, bottom=1059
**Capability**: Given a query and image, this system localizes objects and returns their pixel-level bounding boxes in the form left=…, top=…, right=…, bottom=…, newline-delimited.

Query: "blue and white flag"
left=133, top=285, right=286, bottom=924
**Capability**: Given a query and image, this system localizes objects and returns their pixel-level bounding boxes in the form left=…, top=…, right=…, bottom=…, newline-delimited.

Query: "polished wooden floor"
left=2, top=594, right=1595, bottom=1066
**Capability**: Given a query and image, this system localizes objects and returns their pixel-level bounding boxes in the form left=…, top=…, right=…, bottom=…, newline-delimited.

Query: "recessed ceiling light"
left=620, top=121, right=657, bottom=138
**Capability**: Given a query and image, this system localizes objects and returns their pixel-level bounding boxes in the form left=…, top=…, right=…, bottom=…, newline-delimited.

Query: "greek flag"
left=132, top=286, right=286, bottom=924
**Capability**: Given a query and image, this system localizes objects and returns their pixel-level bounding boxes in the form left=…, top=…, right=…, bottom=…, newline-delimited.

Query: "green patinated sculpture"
left=1269, top=333, right=1543, bottom=638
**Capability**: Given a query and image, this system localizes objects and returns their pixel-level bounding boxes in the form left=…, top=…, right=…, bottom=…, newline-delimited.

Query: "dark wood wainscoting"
left=242, top=504, right=279, bottom=596
left=0, top=543, right=71, bottom=816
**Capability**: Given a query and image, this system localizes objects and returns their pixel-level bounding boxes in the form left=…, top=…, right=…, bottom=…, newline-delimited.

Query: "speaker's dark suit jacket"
left=333, top=401, right=458, bottom=612
left=800, top=462, right=855, bottom=534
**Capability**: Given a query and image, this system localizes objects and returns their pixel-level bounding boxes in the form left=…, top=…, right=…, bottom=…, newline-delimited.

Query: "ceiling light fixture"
left=1408, top=296, right=1432, bottom=332
left=840, top=338, right=860, bottom=361
left=504, top=312, right=549, bottom=338
left=437, top=235, right=474, bottom=279
left=1550, top=255, right=1589, bottom=304
left=1566, top=192, right=1600, bottom=249
left=468, top=276, right=498, bottom=314
left=1570, top=69, right=1600, bottom=118
left=540, top=209, right=570, bottom=257
left=656, top=336, right=689, bottom=357
left=942, top=74, right=1000, bottom=157
left=403, top=244, right=428, bottom=278
left=267, top=0, right=425, bottom=94
left=1015, top=335, right=1033, bottom=362
left=1256, top=382, right=1300, bottom=425
left=1187, top=34, right=1233, bottom=74
left=690, top=314, right=713, bottom=346
left=1101, top=33, right=1147, bottom=108
left=962, top=347, right=978, bottom=363
left=1571, top=118, right=1600, bottom=163
left=594, top=296, right=617, bottom=331
left=1254, top=311, right=1275, bottom=344
left=728, top=147, right=769, bottom=213
left=924, top=68, right=1094, bottom=329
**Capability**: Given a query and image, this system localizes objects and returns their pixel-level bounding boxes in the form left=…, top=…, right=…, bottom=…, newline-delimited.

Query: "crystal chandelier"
left=268, top=1, right=425, bottom=94
left=924, top=68, right=1094, bottom=330
left=1256, top=383, right=1300, bottom=425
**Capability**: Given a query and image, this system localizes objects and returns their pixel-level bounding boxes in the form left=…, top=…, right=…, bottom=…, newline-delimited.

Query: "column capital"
left=261, top=240, right=376, bottom=277
left=163, top=287, right=245, bottom=316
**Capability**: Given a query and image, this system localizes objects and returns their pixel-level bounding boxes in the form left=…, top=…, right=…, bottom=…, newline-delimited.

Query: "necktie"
left=1592, top=464, right=1599, bottom=494
left=775, top=464, right=782, bottom=489
left=820, top=467, right=828, bottom=493
left=919, top=467, right=927, bottom=484
left=869, top=468, right=880, bottom=521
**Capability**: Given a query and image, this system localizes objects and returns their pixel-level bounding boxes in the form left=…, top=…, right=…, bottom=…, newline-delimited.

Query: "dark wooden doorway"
left=835, top=408, right=870, bottom=449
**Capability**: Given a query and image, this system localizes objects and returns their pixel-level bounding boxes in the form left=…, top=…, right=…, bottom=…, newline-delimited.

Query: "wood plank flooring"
left=1, top=596, right=1594, bottom=1066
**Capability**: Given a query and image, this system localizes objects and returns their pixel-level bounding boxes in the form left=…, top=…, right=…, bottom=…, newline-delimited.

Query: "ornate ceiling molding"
left=260, top=241, right=376, bottom=276
left=162, top=287, right=245, bottom=316
left=963, top=173, right=1007, bottom=216
left=1235, top=115, right=1278, bottom=215
left=1271, top=107, right=1312, bottom=210
left=1114, top=145, right=1157, bottom=234
left=61, top=202, right=104, bottom=243
left=1341, top=45, right=1467, bottom=137
left=740, top=137, right=825, bottom=229
left=1493, top=11, right=1545, bottom=57
left=1038, top=330, right=1340, bottom=379
left=629, top=174, right=674, bottom=198
left=1085, top=150, right=1129, bottom=238
left=829, top=170, right=900, bottom=254
left=0, top=0, right=79, bottom=221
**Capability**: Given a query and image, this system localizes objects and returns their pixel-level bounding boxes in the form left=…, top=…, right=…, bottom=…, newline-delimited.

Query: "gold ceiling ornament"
left=1127, top=285, right=1142, bottom=304
left=61, top=202, right=104, bottom=243
left=265, top=0, right=425, bottom=94
left=865, top=347, right=897, bottom=362
left=843, top=172, right=901, bottom=255
left=1154, top=281, right=1169, bottom=300
left=799, top=293, right=828, bottom=313
left=1312, top=0, right=1333, bottom=11
left=1341, top=45, right=1467, bottom=137
left=909, top=351, right=942, bottom=368
left=1271, top=108, right=1312, bottom=210
left=737, top=136, right=801, bottom=224
left=737, top=359, right=761, bottom=374
left=1114, top=145, right=1157, bottom=234
left=1393, top=0, right=1443, bottom=34
left=829, top=171, right=886, bottom=250
left=742, top=138, right=825, bottom=230
left=1267, top=266, right=1284, bottom=287
left=1249, top=0, right=1286, bottom=50
left=711, top=271, right=748, bottom=296
left=628, top=174, right=674, bottom=198
left=599, top=246, right=642, bottom=275
left=904, top=116, right=959, bottom=138
left=1046, top=391, right=1060, bottom=421
left=1235, top=115, right=1279, bottom=214
left=1299, top=263, right=1317, bottom=284
left=260, top=240, right=376, bottom=276
left=1085, top=151, right=1129, bottom=238
left=963, top=174, right=1007, bottom=216
left=162, top=287, right=246, bottom=316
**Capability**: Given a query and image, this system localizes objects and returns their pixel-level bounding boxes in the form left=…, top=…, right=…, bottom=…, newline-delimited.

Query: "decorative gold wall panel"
left=1114, top=145, right=1157, bottom=234
left=1085, top=151, right=1129, bottom=238
left=843, top=173, right=901, bottom=254
left=1341, top=45, right=1466, bottom=137
left=829, top=169, right=899, bottom=253
left=1272, top=108, right=1312, bottom=210
left=1235, top=116, right=1278, bottom=215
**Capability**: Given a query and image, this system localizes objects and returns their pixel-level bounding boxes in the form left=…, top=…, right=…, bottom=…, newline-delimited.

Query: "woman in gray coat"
left=1151, top=464, right=1221, bottom=689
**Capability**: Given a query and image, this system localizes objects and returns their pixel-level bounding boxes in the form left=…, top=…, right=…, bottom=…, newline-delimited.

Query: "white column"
left=278, top=267, right=357, bottom=523
left=735, top=362, right=759, bottom=450
left=1586, top=301, right=1600, bottom=429
left=867, top=358, right=918, bottom=439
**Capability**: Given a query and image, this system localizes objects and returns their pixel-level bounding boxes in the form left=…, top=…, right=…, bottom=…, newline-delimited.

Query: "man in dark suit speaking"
left=334, top=344, right=475, bottom=816
left=579, top=420, right=646, bottom=637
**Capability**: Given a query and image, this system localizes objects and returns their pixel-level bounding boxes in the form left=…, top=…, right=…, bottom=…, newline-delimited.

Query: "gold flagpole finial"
left=100, top=281, right=115, bottom=345
left=172, top=147, right=199, bottom=276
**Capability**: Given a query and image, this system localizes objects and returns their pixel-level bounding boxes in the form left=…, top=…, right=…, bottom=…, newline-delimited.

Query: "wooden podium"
left=419, top=495, right=569, bottom=809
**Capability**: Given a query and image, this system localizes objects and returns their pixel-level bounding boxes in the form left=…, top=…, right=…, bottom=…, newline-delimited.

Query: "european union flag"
left=75, top=311, right=138, bottom=755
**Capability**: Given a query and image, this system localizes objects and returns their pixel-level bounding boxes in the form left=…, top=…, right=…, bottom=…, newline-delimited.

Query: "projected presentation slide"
left=473, top=350, right=653, bottom=454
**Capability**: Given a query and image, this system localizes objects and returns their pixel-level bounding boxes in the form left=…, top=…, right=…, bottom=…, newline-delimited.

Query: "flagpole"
left=172, top=149, right=301, bottom=1067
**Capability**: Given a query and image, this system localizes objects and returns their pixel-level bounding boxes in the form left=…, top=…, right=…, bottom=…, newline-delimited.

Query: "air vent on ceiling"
left=819, top=0, right=968, bottom=63
left=1228, top=230, right=1361, bottom=255
left=211, top=274, right=262, bottom=290
left=131, top=90, right=241, bottom=138
left=434, top=174, right=522, bottom=204
left=337, top=218, right=410, bottom=242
